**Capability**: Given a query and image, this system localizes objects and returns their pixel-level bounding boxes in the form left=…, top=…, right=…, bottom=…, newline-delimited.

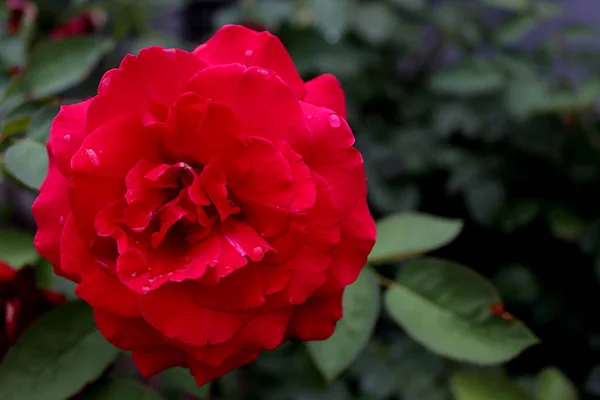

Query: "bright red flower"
left=32, top=24, right=375, bottom=385
left=50, top=12, right=97, bottom=39
left=0, top=262, right=65, bottom=359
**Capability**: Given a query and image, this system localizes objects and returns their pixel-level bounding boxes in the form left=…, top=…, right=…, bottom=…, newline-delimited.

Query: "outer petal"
left=87, top=47, right=206, bottom=133
left=140, top=283, right=251, bottom=346
left=304, top=74, right=347, bottom=118
left=185, top=64, right=312, bottom=157
left=286, top=293, right=343, bottom=341
left=94, top=309, right=165, bottom=350
left=132, top=347, right=188, bottom=376
left=317, top=200, right=376, bottom=295
left=0, top=262, right=15, bottom=280
left=302, top=102, right=366, bottom=217
left=32, top=146, right=71, bottom=276
left=49, top=98, right=93, bottom=177
left=194, top=24, right=305, bottom=99
left=188, top=350, right=260, bottom=387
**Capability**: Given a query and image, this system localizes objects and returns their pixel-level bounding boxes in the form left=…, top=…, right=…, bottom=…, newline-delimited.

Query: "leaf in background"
left=497, top=17, right=536, bottom=45
left=27, top=103, right=61, bottom=142
left=308, top=267, right=380, bottom=380
left=4, top=139, right=48, bottom=191
left=0, top=301, right=119, bottom=400
left=156, top=367, right=211, bottom=399
left=22, top=36, right=115, bottom=99
left=536, top=367, right=579, bottom=400
left=368, top=212, right=463, bottom=264
left=84, top=379, right=165, bottom=400
left=384, top=258, right=539, bottom=364
left=483, top=0, right=529, bottom=12
left=450, top=371, right=530, bottom=400
left=0, top=229, right=37, bottom=268
left=309, top=0, right=355, bottom=43
left=547, top=208, right=584, bottom=243
left=353, top=3, right=397, bottom=44
left=465, top=179, right=505, bottom=226
left=430, top=59, right=505, bottom=95
left=393, top=0, right=425, bottom=11
left=504, top=79, right=549, bottom=119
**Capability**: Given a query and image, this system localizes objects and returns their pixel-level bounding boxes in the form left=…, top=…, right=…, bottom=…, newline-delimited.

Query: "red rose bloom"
left=0, top=263, right=65, bottom=359
left=32, top=24, right=375, bottom=385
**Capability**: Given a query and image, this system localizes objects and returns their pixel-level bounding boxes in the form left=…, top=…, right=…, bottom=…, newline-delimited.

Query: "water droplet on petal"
left=148, top=277, right=156, bottom=284
left=142, top=286, right=150, bottom=294
left=328, top=114, right=341, bottom=128
left=307, top=115, right=313, bottom=120
left=253, top=247, right=263, bottom=256
left=100, top=76, right=111, bottom=90
left=288, top=296, right=295, bottom=303
left=257, top=68, right=270, bottom=78
left=59, top=215, right=65, bottom=225
left=84, top=149, right=100, bottom=166
left=163, top=48, right=176, bottom=58
left=63, top=134, right=71, bottom=142
left=245, top=49, right=254, bottom=57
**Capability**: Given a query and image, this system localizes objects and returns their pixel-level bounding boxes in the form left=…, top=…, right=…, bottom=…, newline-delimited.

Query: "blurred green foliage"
left=2, top=0, right=600, bottom=399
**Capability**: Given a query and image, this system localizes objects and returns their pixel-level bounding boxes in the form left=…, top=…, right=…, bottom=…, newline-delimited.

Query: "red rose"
left=50, top=12, right=98, bottom=39
left=0, top=262, right=65, bottom=359
left=32, top=24, right=375, bottom=385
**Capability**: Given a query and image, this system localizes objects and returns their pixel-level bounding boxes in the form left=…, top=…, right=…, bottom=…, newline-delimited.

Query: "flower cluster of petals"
left=33, top=24, right=375, bottom=385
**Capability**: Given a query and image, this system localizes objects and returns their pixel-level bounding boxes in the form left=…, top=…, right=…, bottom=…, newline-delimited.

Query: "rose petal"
left=32, top=148, right=71, bottom=276
left=49, top=99, right=93, bottom=177
left=140, top=283, right=251, bottom=346
left=286, top=293, right=343, bottom=341
left=188, top=349, right=260, bottom=387
left=94, top=309, right=165, bottom=350
left=185, top=64, right=312, bottom=156
left=194, top=24, right=305, bottom=98
left=304, top=74, right=347, bottom=118
left=132, top=346, right=188, bottom=376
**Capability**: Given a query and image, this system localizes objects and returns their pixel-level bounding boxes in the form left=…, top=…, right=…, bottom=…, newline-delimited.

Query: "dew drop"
left=95, top=260, right=109, bottom=269
left=257, top=68, right=270, bottom=78
left=142, top=286, right=150, bottom=294
left=148, top=277, right=156, bottom=284
left=288, top=296, right=295, bottom=303
left=63, top=134, right=71, bottom=142
left=100, top=76, right=111, bottom=90
left=59, top=215, right=65, bottom=225
left=130, top=272, right=137, bottom=279
left=253, top=247, right=263, bottom=256
left=163, top=48, right=176, bottom=58
left=84, top=148, right=100, bottom=166
left=307, top=115, right=313, bottom=120
left=328, top=114, right=341, bottom=128
left=245, top=49, right=254, bottom=57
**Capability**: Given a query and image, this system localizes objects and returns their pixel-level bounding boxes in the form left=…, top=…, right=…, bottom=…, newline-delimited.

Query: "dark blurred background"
left=3, top=0, right=600, bottom=399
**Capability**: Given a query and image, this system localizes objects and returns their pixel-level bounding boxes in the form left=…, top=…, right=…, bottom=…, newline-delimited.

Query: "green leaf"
left=547, top=208, right=583, bottom=243
left=0, top=301, right=119, bottom=400
left=497, top=17, right=536, bottom=44
left=353, top=3, right=397, bottom=44
left=465, top=179, right=505, bottom=226
left=308, top=267, right=380, bottom=380
left=22, top=36, right=115, bottom=99
left=504, top=79, right=550, bottom=119
left=0, top=229, right=37, bottom=268
left=450, top=371, right=530, bottom=400
left=483, top=0, right=529, bottom=11
left=4, top=139, right=48, bottom=191
left=309, top=0, right=354, bottom=42
left=430, top=60, right=505, bottom=95
left=536, top=367, right=579, bottom=400
left=393, top=0, right=425, bottom=11
left=27, top=103, right=61, bottom=142
left=369, top=212, right=463, bottom=264
left=384, top=258, right=539, bottom=364
left=156, top=367, right=211, bottom=399
left=85, top=380, right=164, bottom=400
